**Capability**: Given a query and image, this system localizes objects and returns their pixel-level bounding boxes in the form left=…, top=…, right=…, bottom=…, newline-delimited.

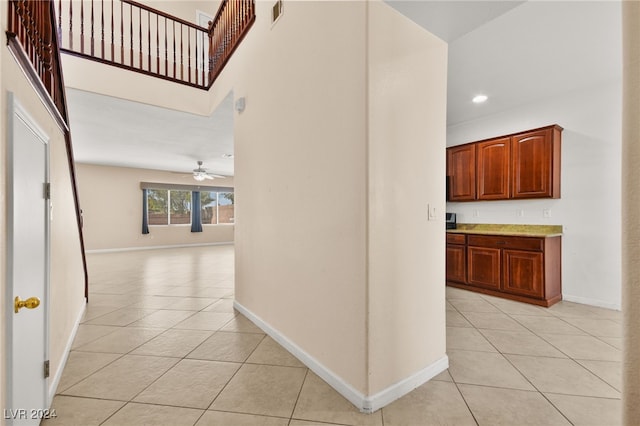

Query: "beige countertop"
left=447, top=223, right=563, bottom=237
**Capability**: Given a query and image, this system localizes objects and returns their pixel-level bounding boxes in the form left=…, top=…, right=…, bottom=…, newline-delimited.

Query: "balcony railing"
left=56, top=0, right=256, bottom=89
left=7, top=0, right=65, bottom=116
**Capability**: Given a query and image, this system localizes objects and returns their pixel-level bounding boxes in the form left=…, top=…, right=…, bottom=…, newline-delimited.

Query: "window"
left=147, top=189, right=191, bottom=225
left=201, top=191, right=218, bottom=224
left=218, top=192, right=235, bottom=224
left=200, top=191, right=235, bottom=225
left=141, top=183, right=233, bottom=234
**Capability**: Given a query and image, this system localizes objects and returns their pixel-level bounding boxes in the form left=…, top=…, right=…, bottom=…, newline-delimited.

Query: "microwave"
left=446, top=212, right=457, bottom=229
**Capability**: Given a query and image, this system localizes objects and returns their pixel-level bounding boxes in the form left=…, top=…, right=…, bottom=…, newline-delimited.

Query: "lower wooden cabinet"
left=446, top=232, right=561, bottom=307
left=467, top=246, right=501, bottom=290
left=446, top=234, right=466, bottom=284
left=503, top=249, right=544, bottom=298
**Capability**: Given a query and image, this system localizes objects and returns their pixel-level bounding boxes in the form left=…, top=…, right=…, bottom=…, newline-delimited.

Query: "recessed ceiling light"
left=222, top=153, right=234, bottom=158
left=472, top=94, right=488, bottom=104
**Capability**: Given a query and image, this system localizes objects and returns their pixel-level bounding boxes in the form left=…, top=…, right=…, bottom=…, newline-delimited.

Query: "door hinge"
left=44, top=360, right=50, bottom=378
left=44, top=183, right=51, bottom=200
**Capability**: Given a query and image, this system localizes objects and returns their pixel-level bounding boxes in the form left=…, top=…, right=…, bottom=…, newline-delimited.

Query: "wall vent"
left=272, top=0, right=283, bottom=24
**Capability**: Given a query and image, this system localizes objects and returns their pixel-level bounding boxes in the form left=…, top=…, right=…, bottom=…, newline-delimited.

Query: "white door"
left=5, top=93, right=50, bottom=425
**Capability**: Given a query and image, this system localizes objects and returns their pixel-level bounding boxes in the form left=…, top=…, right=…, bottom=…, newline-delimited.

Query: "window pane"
left=169, top=190, right=191, bottom=225
left=148, top=189, right=168, bottom=225
left=218, top=192, right=235, bottom=224
left=201, top=191, right=218, bottom=224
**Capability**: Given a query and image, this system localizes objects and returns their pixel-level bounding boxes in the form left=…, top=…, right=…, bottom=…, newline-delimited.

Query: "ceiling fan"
left=191, top=161, right=225, bottom=181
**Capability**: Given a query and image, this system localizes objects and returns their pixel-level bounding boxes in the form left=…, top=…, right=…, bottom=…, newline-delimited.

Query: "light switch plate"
left=428, top=204, right=436, bottom=220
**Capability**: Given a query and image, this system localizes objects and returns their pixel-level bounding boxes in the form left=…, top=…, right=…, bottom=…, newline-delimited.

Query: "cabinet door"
left=467, top=246, right=501, bottom=290
left=477, top=137, right=510, bottom=200
left=511, top=128, right=558, bottom=198
left=503, top=249, right=544, bottom=298
left=447, top=144, right=476, bottom=201
left=446, top=244, right=466, bottom=283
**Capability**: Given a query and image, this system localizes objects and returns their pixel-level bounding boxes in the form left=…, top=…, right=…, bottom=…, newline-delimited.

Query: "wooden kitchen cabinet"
left=446, top=125, right=562, bottom=201
left=446, top=232, right=562, bottom=307
left=467, top=246, right=501, bottom=290
left=503, top=249, right=544, bottom=298
left=446, top=234, right=466, bottom=284
left=477, top=137, right=510, bottom=200
left=447, top=144, right=476, bottom=201
left=511, top=125, right=562, bottom=199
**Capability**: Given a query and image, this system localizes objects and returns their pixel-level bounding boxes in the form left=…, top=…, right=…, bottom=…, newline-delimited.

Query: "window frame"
left=141, top=182, right=234, bottom=229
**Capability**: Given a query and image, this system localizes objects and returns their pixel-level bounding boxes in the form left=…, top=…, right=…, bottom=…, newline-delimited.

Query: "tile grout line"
left=448, top=292, right=599, bottom=424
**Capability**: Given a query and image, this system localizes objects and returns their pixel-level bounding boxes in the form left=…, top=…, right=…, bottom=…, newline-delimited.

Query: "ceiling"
left=66, top=1, right=622, bottom=175
left=67, top=89, right=235, bottom=175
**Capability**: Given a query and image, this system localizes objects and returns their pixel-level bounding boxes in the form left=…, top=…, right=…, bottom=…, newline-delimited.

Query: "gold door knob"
left=14, top=296, right=40, bottom=313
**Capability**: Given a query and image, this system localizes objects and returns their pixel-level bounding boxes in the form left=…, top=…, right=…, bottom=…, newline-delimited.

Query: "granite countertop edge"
left=446, top=224, right=563, bottom=237
left=447, top=229, right=563, bottom=237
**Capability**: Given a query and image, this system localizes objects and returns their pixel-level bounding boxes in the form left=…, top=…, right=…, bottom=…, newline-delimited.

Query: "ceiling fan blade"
left=203, top=175, right=214, bottom=180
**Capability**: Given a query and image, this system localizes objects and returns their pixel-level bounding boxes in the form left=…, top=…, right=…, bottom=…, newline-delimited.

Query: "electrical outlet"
left=517, top=209, right=524, bottom=218
left=543, top=209, right=551, bottom=218
left=473, top=209, right=480, bottom=218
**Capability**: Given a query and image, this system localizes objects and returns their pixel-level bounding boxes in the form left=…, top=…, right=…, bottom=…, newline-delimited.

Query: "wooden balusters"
left=90, top=0, right=94, bottom=56
left=53, top=0, right=254, bottom=89
left=80, top=0, right=84, bottom=53
left=111, top=0, right=114, bottom=60
left=101, top=0, right=104, bottom=58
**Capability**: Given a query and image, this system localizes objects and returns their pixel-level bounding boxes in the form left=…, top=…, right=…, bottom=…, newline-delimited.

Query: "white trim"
left=86, top=241, right=233, bottom=254
left=562, top=294, right=621, bottom=311
left=48, top=302, right=86, bottom=403
left=364, top=355, right=449, bottom=412
left=234, top=301, right=449, bottom=413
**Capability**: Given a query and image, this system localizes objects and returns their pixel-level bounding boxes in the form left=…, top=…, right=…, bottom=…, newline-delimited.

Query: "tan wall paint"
left=208, top=0, right=447, bottom=398
left=1, top=13, right=86, bottom=415
left=367, top=1, right=447, bottom=394
left=75, top=163, right=234, bottom=250
left=61, top=54, right=212, bottom=115
left=622, top=3, right=640, bottom=424
left=231, top=0, right=370, bottom=392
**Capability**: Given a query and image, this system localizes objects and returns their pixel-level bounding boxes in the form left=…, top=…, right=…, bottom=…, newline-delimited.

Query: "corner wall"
left=75, top=163, right=234, bottom=251
left=446, top=81, right=622, bottom=309
left=231, top=0, right=370, bottom=393
left=367, top=1, right=448, bottom=396
left=216, top=0, right=447, bottom=409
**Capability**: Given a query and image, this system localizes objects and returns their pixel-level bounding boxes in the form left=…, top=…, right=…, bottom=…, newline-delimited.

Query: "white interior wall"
left=446, top=81, right=622, bottom=309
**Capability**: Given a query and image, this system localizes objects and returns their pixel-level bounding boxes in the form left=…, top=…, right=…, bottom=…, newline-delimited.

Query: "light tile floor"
left=43, top=245, right=622, bottom=426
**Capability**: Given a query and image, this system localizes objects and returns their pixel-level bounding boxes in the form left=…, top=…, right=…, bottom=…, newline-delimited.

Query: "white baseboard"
left=562, top=294, right=621, bottom=311
left=86, top=241, right=233, bottom=254
left=365, top=355, right=449, bottom=412
left=233, top=301, right=448, bottom=413
left=48, top=301, right=86, bottom=404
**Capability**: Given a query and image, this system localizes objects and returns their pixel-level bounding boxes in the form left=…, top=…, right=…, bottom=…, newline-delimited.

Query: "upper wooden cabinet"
left=447, top=144, right=476, bottom=201
left=477, top=137, right=510, bottom=200
left=446, top=125, right=562, bottom=202
left=511, top=126, right=562, bottom=199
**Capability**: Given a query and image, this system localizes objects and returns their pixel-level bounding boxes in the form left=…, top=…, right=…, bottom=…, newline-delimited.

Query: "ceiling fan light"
left=193, top=173, right=206, bottom=182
